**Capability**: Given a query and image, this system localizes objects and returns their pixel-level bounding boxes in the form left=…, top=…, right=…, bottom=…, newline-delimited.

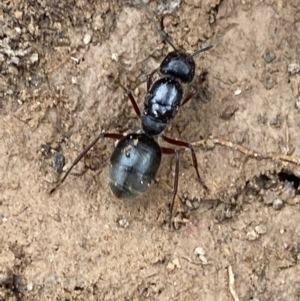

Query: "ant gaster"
left=50, top=2, right=212, bottom=219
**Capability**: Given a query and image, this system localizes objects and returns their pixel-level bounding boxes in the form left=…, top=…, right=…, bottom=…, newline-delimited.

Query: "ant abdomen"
left=108, top=133, right=162, bottom=199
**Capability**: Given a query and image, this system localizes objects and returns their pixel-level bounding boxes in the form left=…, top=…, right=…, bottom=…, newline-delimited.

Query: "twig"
left=191, top=137, right=300, bottom=166
left=228, top=265, right=239, bottom=301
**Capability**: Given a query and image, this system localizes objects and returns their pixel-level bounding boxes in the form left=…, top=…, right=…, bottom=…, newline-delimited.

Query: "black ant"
left=50, top=1, right=212, bottom=221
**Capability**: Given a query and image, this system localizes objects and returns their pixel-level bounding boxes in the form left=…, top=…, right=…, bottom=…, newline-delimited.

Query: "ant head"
left=138, top=0, right=212, bottom=83
left=160, top=51, right=195, bottom=83
left=157, top=17, right=213, bottom=83
left=159, top=44, right=213, bottom=83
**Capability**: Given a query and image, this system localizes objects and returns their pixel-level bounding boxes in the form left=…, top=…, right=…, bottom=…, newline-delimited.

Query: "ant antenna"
left=192, top=45, right=213, bottom=57
left=138, top=0, right=177, bottom=51
left=138, top=0, right=213, bottom=55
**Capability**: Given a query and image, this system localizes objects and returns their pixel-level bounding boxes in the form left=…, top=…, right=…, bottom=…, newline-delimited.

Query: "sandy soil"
left=1, top=0, right=300, bottom=300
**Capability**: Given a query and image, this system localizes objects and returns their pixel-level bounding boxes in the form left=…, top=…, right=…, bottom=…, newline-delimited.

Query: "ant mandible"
left=50, top=1, right=212, bottom=220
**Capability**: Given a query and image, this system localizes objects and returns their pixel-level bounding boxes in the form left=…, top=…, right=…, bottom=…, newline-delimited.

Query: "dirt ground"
left=1, top=0, right=300, bottom=300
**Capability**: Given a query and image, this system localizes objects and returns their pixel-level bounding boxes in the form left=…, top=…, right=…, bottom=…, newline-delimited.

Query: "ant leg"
left=147, top=69, right=158, bottom=91
left=161, top=147, right=180, bottom=222
left=181, top=89, right=196, bottom=107
left=162, top=135, right=208, bottom=191
left=50, top=132, right=124, bottom=194
left=117, top=68, right=157, bottom=118
left=117, top=81, right=141, bottom=118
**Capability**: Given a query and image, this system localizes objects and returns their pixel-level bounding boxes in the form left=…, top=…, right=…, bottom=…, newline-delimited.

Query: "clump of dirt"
left=1, top=0, right=300, bottom=300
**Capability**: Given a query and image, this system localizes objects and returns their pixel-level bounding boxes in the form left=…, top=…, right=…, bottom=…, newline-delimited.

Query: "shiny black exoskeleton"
left=50, top=2, right=212, bottom=221
left=160, top=51, right=196, bottom=83
left=142, top=77, right=183, bottom=136
left=108, top=133, right=161, bottom=199
left=49, top=131, right=164, bottom=200
left=140, top=46, right=212, bottom=137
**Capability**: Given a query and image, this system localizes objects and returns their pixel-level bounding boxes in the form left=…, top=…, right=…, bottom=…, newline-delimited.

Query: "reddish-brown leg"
left=50, top=132, right=124, bottom=194
left=161, top=147, right=180, bottom=222
left=117, top=81, right=141, bottom=117
left=118, top=68, right=158, bottom=118
left=181, top=89, right=196, bottom=107
left=162, top=135, right=207, bottom=191
left=147, top=69, right=158, bottom=91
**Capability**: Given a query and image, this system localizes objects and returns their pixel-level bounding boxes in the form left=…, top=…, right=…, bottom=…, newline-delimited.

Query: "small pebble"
left=194, top=247, right=205, bottom=256
left=111, top=52, right=118, bottom=62
left=288, top=62, right=300, bottom=75
left=134, top=87, right=140, bottom=96
left=273, top=198, right=284, bottom=210
left=262, top=49, right=276, bottom=63
left=193, top=201, right=200, bottom=209
left=29, top=53, right=39, bottom=64
left=255, top=225, right=267, bottom=235
left=118, top=218, right=129, bottom=228
left=205, top=139, right=215, bottom=150
left=199, top=255, right=208, bottom=264
left=83, top=33, right=92, bottom=45
left=27, top=282, right=34, bottom=291
left=10, top=56, right=20, bottom=65
left=280, top=182, right=296, bottom=202
left=158, top=0, right=180, bottom=14
left=52, top=152, right=65, bottom=174
left=71, top=77, right=78, bottom=85
left=167, top=258, right=181, bottom=270
left=71, top=56, right=80, bottom=64
left=263, top=190, right=276, bottom=205
left=234, top=89, right=242, bottom=96
left=185, top=200, right=193, bottom=209
left=6, top=89, right=14, bottom=95
left=246, top=229, right=259, bottom=241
